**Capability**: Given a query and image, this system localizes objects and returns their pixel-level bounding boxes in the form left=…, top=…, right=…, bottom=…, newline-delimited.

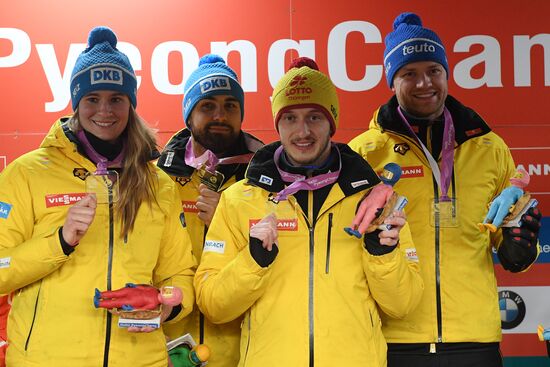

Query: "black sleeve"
left=363, top=229, right=398, bottom=256
left=58, top=227, right=75, bottom=255
left=249, top=237, right=278, bottom=267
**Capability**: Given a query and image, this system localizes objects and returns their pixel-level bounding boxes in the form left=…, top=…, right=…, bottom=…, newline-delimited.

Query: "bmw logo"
left=499, top=290, right=526, bottom=329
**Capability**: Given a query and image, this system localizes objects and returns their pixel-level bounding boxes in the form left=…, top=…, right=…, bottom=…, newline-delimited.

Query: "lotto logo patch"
left=0, top=201, right=12, bottom=219
left=91, top=67, right=123, bottom=85
left=204, top=240, right=225, bottom=254
left=401, top=166, right=424, bottom=178
left=45, top=193, right=86, bottom=207
left=182, top=201, right=199, bottom=213
left=200, top=76, right=231, bottom=93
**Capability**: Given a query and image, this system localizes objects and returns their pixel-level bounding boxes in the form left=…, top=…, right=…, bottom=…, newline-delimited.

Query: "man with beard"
left=157, top=54, right=263, bottom=367
left=194, top=57, right=423, bottom=367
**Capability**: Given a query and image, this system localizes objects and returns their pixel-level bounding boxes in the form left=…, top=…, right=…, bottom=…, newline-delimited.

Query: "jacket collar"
left=376, top=95, right=492, bottom=146
left=157, top=128, right=263, bottom=183
left=246, top=141, right=380, bottom=197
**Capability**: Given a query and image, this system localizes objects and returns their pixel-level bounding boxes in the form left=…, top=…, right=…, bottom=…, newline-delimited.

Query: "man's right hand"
left=62, top=195, right=97, bottom=246
left=250, top=213, right=278, bottom=251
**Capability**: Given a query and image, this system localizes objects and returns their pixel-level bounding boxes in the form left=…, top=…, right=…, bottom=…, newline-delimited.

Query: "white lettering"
left=514, top=34, right=550, bottom=86
left=453, top=35, right=502, bottom=89
left=151, top=41, right=199, bottom=95
left=211, top=40, right=257, bottom=92
left=327, top=21, right=382, bottom=91
left=268, top=39, right=315, bottom=87
left=0, top=28, right=31, bottom=67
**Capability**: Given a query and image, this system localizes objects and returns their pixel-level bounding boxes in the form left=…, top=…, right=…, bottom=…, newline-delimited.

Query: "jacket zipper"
left=24, top=282, right=42, bottom=351
left=325, top=213, right=333, bottom=274
left=199, top=227, right=208, bottom=344
left=307, top=189, right=315, bottom=367
left=102, top=188, right=115, bottom=367
left=433, top=178, right=443, bottom=346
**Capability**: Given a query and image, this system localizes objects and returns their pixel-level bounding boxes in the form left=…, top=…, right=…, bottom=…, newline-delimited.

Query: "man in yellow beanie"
left=194, top=57, right=423, bottom=367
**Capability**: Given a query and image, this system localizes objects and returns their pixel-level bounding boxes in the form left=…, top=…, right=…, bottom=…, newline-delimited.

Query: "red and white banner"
left=1, top=0, right=549, bottom=361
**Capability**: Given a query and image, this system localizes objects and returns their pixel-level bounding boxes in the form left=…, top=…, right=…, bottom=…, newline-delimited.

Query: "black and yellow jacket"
left=157, top=129, right=263, bottom=367
left=349, top=95, right=529, bottom=344
left=195, top=142, right=423, bottom=367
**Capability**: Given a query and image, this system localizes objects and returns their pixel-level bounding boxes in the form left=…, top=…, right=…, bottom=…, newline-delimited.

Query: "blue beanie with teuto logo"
left=383, top=12, right=449, bottom=88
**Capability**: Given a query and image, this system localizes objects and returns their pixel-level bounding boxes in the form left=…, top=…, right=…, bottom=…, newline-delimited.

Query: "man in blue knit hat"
left=157, top=54, right=263, bottom=367
left=349, top=12, right=542, bottom=367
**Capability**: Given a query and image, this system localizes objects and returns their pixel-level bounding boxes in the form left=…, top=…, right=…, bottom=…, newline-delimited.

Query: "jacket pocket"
left=24, top=281, right=43, bottom=352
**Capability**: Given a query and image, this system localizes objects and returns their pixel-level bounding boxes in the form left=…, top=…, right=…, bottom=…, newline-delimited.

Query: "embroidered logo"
left=45, top=193, right=86, bottom=208
left=176, top=177, right=191, bottom=187
left=182, top=201, right=199, bottom=213
left=393, top=143, right=410, bottom=155
left=259, top=175, right=273, bottom=186
left=0, top=202, right=13, bottom=219
left=405, top=248, right=419, bottom=262
left=91, top=67, right=123, bottom=85
left=401, top=166, right=424, bottom=178
left=351, top=179, right=369, bottom=188
left=249, top=219, right=298, bottom=231
left=163, top=152, right=175, bottom=167
left=0, top=257, right=11, bottom=269
left=204, top=240, right=225, bottom=254
left=73, top=168, right=89, bottom=181
left=200, top=76, right=231, bottom=94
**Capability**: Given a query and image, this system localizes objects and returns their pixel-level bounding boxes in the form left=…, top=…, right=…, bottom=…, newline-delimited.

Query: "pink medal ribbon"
left=184, top=139, right=254, bottom=172
left=76, top=129, right=125, bottom=174
left=273, top=144, right=341, bottom=201
left=397, top=106, right=455, bottom=201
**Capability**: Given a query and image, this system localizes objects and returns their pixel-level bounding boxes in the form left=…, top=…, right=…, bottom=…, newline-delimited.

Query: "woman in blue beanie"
left=0, top=26, right=196, bottom=367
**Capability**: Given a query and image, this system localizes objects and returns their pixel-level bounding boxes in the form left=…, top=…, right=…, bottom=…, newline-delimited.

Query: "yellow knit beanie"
left=271, top=57, right=339, bottom=136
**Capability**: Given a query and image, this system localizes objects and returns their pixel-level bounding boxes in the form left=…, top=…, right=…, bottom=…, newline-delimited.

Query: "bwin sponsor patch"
left=204, top=240, right=225, bottom=254
left=200, top=76, right=231, bottom=94
left=0, top=201, right=13, bottom=219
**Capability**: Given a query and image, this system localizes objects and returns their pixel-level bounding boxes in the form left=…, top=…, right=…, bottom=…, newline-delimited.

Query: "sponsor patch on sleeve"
left=405, top=248, right=419, bottom=262
left=0, top=202, right=12, bottom=219
left=0, top=257, right=11, bottom=269
left=204, top=240, right=226, bottom=254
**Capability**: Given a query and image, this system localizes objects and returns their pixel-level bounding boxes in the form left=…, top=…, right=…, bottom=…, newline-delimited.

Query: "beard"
left=190, top=121, right=240, bottom=155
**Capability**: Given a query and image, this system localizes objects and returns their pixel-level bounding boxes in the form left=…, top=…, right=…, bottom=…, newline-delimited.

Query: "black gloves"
left=498, top=207, right=542, bottom=273
left=363, top=229, right=397, bottom=256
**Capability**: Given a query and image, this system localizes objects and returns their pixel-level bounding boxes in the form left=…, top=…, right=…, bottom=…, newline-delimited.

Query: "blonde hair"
left=68, top=107, right=159, bottom=238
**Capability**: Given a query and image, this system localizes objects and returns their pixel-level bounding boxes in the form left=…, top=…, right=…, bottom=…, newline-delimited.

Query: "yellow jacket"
left=0, top=118, right=196, bottom=367
left=157, top=129, right=263, bottom=367
left=349, top=96, right=520, bottom=343
left=195, top=142, right=423, bottom=367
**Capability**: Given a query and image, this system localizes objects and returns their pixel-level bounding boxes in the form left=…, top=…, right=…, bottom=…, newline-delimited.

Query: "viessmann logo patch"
left=249, top=218, right=298, bottom=231
left=45, top=193, right=86, bottom=207
left=401, top=166, right=424, bottom=178
left=182, top=201, right=199, bottom=213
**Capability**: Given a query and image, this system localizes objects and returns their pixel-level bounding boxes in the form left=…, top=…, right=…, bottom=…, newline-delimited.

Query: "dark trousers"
left=387, top=342, right=503, bottom=367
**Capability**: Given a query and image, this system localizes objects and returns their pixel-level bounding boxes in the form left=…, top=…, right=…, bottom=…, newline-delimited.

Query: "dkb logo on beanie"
left=91, top=67, right=123, bottom=85
left=199, top=76, right=231, bottom=94
left=383, top=12, right=449, bottom=88
left=70, top=26, right=137, bottom=109
left=182, top=54, right=245, bottom=127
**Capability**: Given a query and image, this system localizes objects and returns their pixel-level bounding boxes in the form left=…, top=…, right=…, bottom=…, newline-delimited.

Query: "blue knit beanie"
left=383, top=13, right=449, bottom=88
left=182, top=54, right=244, bottom=127
left=70, top=26, right=137, bottom=110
